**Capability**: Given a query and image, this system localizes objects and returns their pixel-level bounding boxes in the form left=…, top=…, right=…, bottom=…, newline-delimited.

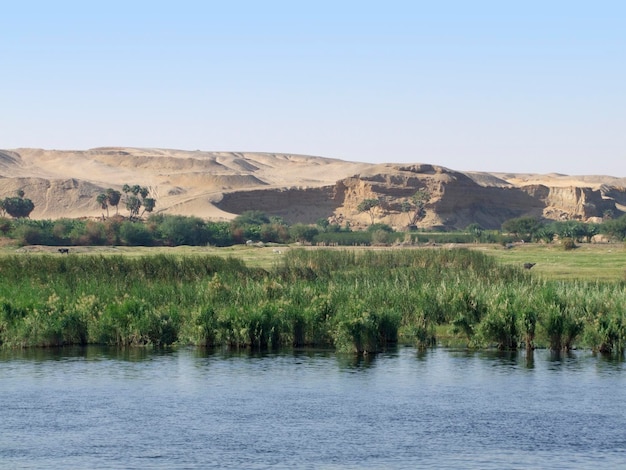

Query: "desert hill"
left=1, top=147, right=625, bottom=230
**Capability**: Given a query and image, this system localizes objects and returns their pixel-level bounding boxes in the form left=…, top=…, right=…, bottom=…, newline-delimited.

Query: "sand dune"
left=0, top=148, right=371, bottom=220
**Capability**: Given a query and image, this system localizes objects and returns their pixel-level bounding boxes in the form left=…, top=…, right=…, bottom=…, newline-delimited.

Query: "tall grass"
left=1, top=249, right=626, bottom=355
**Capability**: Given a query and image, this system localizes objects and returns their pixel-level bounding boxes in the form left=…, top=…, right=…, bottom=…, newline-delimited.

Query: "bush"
left=206, top=221, right=234, bottom=246
left=155, top=215, right=210, bottom=246
left=289, top=224, right=319, bottom=243
left=367, top=223, right=393, bottom=233
left=371, top=229, right=391, bottom=245
left=120, top=221, right=154, bottom=246
left=561, top=238, right=577, bottom=251
left=14, top=225, right=47, bottom=246
left=312, top=231, right=371, bottom=246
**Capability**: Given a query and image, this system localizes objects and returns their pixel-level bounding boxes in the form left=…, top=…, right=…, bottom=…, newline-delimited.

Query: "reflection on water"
left=1, top=346, right=626, bottom=469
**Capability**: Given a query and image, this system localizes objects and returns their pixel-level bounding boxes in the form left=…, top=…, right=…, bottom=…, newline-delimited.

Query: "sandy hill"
left=1, top=147, right=625, bottom=230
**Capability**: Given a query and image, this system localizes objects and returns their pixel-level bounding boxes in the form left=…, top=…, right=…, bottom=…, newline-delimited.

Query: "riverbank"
left=1, top=248, right=625, bottom=352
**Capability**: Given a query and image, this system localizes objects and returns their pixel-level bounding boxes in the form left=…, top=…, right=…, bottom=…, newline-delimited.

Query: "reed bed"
left=1, top=249, right=625, bottom=354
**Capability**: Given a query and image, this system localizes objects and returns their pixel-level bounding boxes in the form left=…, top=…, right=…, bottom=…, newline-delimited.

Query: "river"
left=1, top=346, right=625, bottom=469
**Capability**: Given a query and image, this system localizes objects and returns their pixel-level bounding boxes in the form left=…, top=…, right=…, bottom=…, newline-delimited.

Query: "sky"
left=2, top=0, right=625, bottom=175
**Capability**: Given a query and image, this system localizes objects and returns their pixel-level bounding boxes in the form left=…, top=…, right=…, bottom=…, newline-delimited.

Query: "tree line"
left=498, top=215, right=626, bottom=244
left=2, top=210, right=626, bottom=248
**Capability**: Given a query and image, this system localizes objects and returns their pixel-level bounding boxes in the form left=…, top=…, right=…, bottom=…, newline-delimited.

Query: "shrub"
left=14, top=225, right=47, bottom=246
left=155, top=215, right=210, bottom=246
left=289, top=224, right=319, bottom=243
left=371, top=229, right=391, bottom=245
left=561, top=238, right=577, bottom=251
left=120, top=221, right=154, bottom=246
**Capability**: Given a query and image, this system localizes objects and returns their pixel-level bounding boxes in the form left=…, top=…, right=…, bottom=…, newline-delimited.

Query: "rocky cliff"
left=215, top=163, right=626, bottom=229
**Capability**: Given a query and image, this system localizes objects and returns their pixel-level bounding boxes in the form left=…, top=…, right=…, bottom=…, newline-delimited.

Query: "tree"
left=141, top=198, right=156, bottom=217
left=96, top=193, right=109, bottom=218
left=552, top=220, right=587, bottom=243
left=401, top=190, right=430, bottom=228
left=581, top=223, right=600, bottom=243
left=0, top=217, right=11, bottom=234
left=119, top=221, right=154, bottom=245
left=466, top=223, right=483, bottom=242
left=501, top=216, right=542, bottom=242
left=96, top=188, right=123, bottom=218
left=601, top=214, right=626, bottom=241
left=357, top=198, right=380, bottom=225
left=3, top=191, right=35, bottom=218
left=536, top=225, right=556, bottom=244
left=232, top=210, right=271, bottom=227
left=366, top=223, right=393, bottom=233
left=289, top=224, right=319, bottom=243
left=230, top=211, right=272, bottom=242
left=106, top=188, right=122, bottom=214
left=316, top=218, right=330, bottom=231
left=125, top=195, right=142, bottom=220
left=122, top=184, right=156, bottom=220
left=156, top=215, right=210, bottom=246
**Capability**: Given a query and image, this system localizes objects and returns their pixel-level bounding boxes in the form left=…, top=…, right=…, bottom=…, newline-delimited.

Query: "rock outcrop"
left=214, top=163, right=626, bottom=229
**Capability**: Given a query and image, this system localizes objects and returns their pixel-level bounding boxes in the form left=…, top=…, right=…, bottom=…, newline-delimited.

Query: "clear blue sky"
left=2, top=1, right=625, bottom=175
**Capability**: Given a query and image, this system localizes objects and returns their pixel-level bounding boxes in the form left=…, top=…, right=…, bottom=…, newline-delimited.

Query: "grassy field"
left=3, top=241, right=626, bottom=282
left=475, top=242, right=626, bottom=282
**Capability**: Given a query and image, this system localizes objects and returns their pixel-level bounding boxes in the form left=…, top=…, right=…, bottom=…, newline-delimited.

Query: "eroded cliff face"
left=215, top=164, right=626, bottom=229
left=522, top=185, right=618, bottom=221
left=332, top=165, right=546, bottom=230
left=339, top=168, right=625, bottom=229
left=216, top=186, right=341, bottom=224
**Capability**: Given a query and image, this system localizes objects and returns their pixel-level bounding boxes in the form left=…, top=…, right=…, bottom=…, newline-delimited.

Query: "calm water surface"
left=1, top=346, right=625, bottom=469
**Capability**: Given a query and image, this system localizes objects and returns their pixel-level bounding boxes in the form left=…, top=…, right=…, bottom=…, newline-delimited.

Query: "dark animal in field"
left=523, top=262, right=535, bottom=270
left=58, top=248, right=70, bottom=254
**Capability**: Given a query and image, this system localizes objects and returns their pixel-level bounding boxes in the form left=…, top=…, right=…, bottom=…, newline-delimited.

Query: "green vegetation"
left=1, top=248, right=625, bottom=357
left=96, top=188, right=122, bottom=218
left=2, top=204, right=626, bottom=249
left=400, top=189, right=430, bottom=228
left=0, top=190, right=35, bottom=218
left=500, top=215, right=605, bottom=244
left=476, top=243, right=626, bottom=282
left=1, top=195, right=625, bottom=354
left=357, top=198, right=380, bottom=225
left=121, top=184, right=156, bottom=220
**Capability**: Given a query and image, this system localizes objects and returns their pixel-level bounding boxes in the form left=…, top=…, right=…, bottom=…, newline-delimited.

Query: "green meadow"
left=475, top=242, right=626, bottom=282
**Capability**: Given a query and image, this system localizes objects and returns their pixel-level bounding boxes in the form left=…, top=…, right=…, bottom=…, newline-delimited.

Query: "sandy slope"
left=0, top=147, right=624, bottom=222
left=0, top=148, right=372, bottom=219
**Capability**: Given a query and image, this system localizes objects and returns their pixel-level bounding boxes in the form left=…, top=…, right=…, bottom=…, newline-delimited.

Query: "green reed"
left=1, top=249, right=626, bottom=354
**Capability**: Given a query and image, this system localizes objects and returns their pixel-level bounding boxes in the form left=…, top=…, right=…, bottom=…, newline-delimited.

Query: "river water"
left=1, top=346, right=625, bottom=469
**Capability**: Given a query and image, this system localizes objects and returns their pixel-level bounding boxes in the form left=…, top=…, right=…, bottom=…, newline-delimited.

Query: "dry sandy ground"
left=0, top=147, right=624, bottom=221
left=0, top=148, right=371, bottom=219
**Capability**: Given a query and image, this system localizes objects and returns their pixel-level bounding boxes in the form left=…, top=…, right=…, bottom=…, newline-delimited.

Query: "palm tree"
left=106, top=188, right=122, bottom=215
left=96, top=193, right=109, bottom=218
